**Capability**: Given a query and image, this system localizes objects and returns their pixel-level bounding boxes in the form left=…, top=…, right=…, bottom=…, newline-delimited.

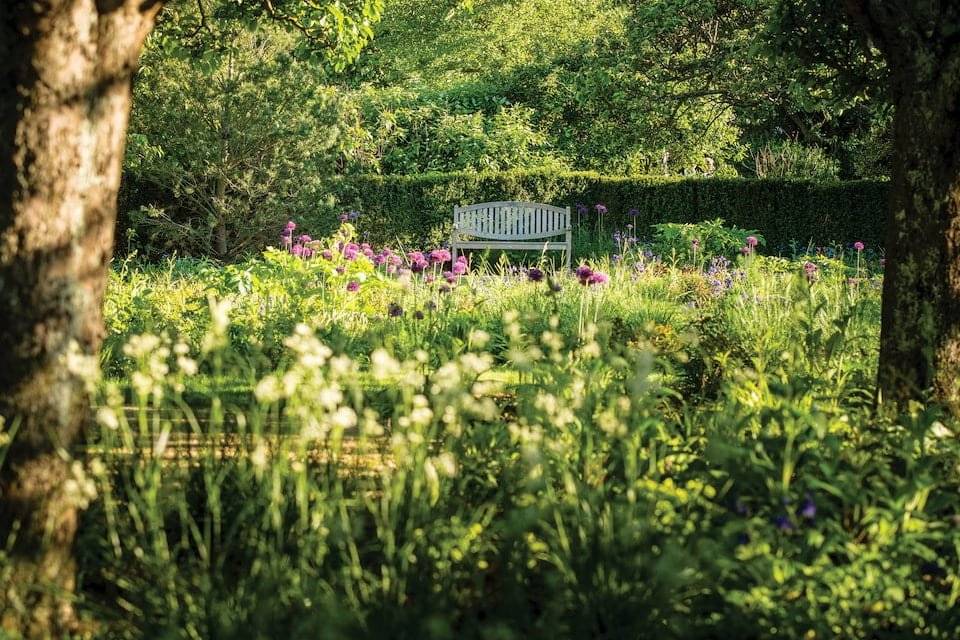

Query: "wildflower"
left=595, top=203, right=608, bottom=215
left=348, top=210, right=360, bottom=221
left=298, top=234, right=312, bottom=244
left=576, top=203, right=588, bottom=216
left=291, top=244, right=304, bottom=257
left=339, top=213, right=349, bottom=223
left=746, top=235, right=758, bottom=248
left=414, top=310, right=425, bottom=320
left=388, top=302, right=404, bottom=317
left=343, top=244, right=359, bottom=260
left=285, top=220, right=296, bottom=232
left=346, top=281, right=359, bottom=292
left=586, top=272, right=608, bottom=286
left=626, top=223, right=634, bottom=230
left=575, top=265, right=593, bottom=282
left=740, top=245, right=751, bottom=256
left=628, top=207, right=639, bottom=218
left=443, top=271, right=456, bottom=284
left=798, top=495, right=816, bottom=520
left=527, top=267, right=544, bottom=282
left=774, top=514, right=794, bottom=531
left=320, top=249, right=333, bottom=260
left=451, top=257, right=468, bottom=276
left=853, top=241, right=865, bottom=252
left=335, top=266, right=345, bottom=274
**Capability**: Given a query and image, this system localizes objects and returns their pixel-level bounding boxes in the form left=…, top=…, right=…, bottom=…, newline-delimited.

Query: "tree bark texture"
left=844, top=1, right=960, bottom=406
left=0, top=1, right=160, bottom=635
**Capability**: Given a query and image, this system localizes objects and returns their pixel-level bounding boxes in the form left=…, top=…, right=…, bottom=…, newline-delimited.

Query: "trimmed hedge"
left=119, top=170, right=889, bottom=255
left=320, top=171, right=889, bottom=251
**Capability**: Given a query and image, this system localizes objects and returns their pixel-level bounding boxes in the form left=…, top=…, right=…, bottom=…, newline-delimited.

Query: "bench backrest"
left=453, top=201, right=570, bottom=240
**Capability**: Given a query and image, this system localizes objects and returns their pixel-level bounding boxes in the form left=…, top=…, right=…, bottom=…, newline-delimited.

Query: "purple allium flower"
left=429, top=248, right=452, bottom=264
left=575, top=265, right=593, bottom=281
left=298, top=235, right=312, bottom=244
left=285, top=220, right=297, bottom=232
left=853, top=241, right=865, bottom=252
left=339, top=213, right=349, bottom=223
left=576, top=203, right=588, bottom=216
left=586, top=272, right=608, bottom=286
left=626, top=223, right=634, bottom=230
left=291, top=244, right=304, bottom=257
left=443, top=271, right=456, bottom=284
left=335, top=266, right=346, bottom=274
left=527, top=267, right=544, bottom=282
left=414, top=310, right=425, bottom=320
left=343, top=245, right=359, bottom=261
left=628, top=207, right=639, bottom=217
left=451, top=258, right=468, bottom=276
left=387, top=302, right=403, bottom=317
left=799, top=495, right=816, bottom=520
left=746, top=235, right=758, bottom=248
left=346, top=281, right=360, bottom=292
left=595, top=203, right=608, bottom=215
left=740, top=245, right=752, bottom=256
left=348, top=210, right=360, bottom=221
left=321, top=249, right=333, bottom=260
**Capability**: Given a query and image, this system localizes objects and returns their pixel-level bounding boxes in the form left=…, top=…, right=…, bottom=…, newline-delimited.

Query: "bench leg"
left=451, top=244, right=457, bottom=264
left=565, top=231, right=572, bottom=271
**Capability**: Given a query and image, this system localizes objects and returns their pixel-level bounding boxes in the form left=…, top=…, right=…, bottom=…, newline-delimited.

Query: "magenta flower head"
left=740, top=245, right=751, bottom=256
left=346, top=281, right=360, bottom=292
left=298, top=235, right=312, bottom=244
left=321, top=249, right=333, bottom=260
left=586, top=271, right=609, bottom=286
left=291, top=244, right=304, bottom=257
left=746, top=235, right=758, bottom=248
left=575, top=265, right=593, bottom=282
left=527, top=267, right=544, bottom=282
left=595, top=203, right=608, bottom=215
left=285, top=220, right=296, bottom=232
left=338, top=213, right=349, bottom=223
left=429, top=248, right=451, bottom=264
left=335, top=265, right=346, bottom=274
left=443, top=271, right=456, bottom=284
left=451, top=258, right=468, bottom=276
left=853, top=241, right=865, bottom=252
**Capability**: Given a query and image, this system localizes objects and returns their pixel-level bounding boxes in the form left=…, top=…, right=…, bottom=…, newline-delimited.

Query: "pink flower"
left=853, top=241, right=865, bottom=252
left=746, top=236, right=758, bottom=248
left=586, top=272, right=608, bottom=286
left=429, top=248, right=452, bottom=264
left=346, top=281, right=359, bottom=292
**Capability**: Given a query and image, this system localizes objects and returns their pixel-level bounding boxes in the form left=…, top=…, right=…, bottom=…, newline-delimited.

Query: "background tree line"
left=123, top=0, right=892, bottom=256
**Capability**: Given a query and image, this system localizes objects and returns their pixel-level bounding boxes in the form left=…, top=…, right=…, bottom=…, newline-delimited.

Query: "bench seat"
left=451, top=201, right=572, bottom=269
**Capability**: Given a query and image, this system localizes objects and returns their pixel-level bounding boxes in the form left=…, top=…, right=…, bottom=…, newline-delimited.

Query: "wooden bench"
left=450, top=201, right=572, bottom=269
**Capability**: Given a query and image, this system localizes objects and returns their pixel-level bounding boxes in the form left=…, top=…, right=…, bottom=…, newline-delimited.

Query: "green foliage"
left=10, top=233, right=954, bottom=637
left=652, top=219, right=762, bottom=263
left=749, top=138, right=840, bottom=180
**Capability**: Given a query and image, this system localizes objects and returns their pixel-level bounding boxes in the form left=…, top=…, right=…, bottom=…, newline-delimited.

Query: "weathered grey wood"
left=451, top=201, right=572, bottom=267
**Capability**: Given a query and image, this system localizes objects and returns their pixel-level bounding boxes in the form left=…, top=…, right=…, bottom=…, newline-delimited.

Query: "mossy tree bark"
left=843, top=1, right=960, bottom=406
left=0, top=0, right=160, bottom=635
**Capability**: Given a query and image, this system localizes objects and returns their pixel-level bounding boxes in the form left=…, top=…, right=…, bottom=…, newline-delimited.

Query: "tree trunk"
left=0, top=1, right=160, bottom=635
left=872, top=33, right=960, bottom=406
